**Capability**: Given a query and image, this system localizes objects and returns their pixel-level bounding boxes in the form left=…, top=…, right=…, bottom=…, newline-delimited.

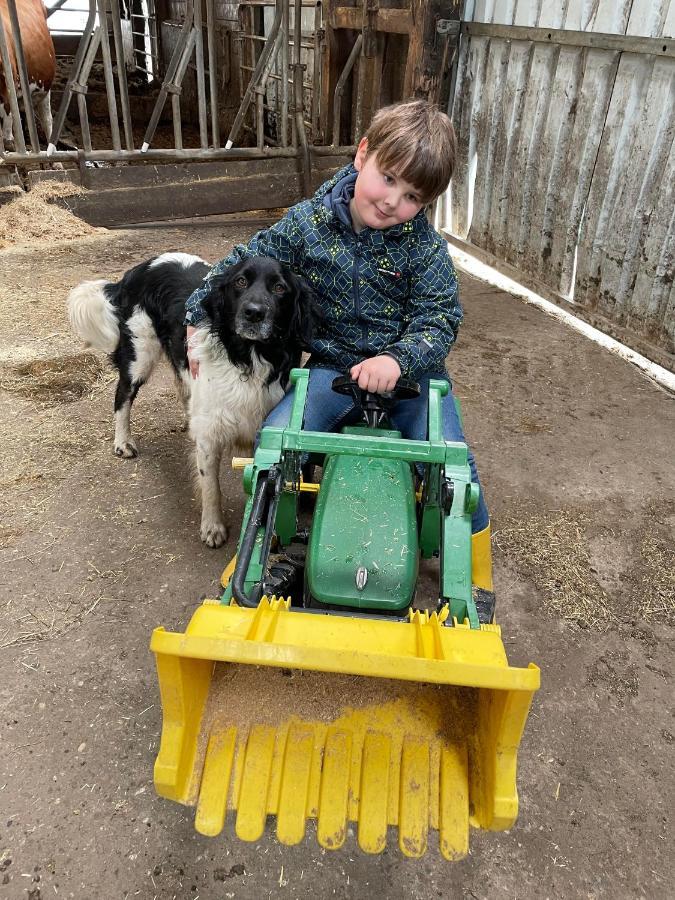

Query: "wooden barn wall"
left=443, top=0, right=675, bottom=371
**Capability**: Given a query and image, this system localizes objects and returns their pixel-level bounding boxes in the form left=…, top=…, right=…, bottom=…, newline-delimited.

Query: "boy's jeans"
left=261, top=365, right=489, bottom=534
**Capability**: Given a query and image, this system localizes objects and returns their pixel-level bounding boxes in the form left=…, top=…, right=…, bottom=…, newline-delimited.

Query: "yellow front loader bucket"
left=151, top=597, right=539, bottom=860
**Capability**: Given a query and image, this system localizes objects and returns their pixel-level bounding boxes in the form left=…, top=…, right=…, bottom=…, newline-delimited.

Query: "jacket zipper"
left=352, top=237, right=368, bottom=352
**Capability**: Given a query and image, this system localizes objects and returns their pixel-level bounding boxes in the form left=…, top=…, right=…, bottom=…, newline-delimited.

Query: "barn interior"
left=2, top=0, right=455, bottom=225
left=0, top=1, right=673, bottom=895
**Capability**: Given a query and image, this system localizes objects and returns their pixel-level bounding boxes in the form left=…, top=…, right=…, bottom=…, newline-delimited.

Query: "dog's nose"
left=242, top=301, right=266, bottom=323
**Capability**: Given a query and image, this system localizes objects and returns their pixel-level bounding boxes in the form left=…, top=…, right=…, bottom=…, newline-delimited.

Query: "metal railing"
left=0, top=0, right=360, bottom=180
left=231, top=0, right=321, bottom=151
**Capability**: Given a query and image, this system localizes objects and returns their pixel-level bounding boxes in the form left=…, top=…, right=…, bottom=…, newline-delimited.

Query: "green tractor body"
left=306, top=426, right=418, bottom=610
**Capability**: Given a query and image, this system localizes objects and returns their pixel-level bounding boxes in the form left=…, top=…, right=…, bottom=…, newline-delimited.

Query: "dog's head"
left=201, top=257, right=320, bottom=348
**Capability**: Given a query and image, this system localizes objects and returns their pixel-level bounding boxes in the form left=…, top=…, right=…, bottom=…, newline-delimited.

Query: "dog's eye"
left=273, top=283, right=286, bottom=294
left=235, top=276, right=247, bottom=288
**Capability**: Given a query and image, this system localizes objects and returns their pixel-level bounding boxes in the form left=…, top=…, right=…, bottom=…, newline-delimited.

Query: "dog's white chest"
left=189, top=350, right=284, bottom=445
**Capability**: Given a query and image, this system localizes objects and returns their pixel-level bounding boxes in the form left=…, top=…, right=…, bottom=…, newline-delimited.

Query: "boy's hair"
left=363, top=99, right=457, bottom=204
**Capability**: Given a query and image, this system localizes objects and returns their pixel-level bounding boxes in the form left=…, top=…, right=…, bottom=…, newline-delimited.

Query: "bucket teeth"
left=192, top=718, right=472, bottom=860
left=195, top=727, right=236, bottom=837
left=276, top=725, right=314, bottom=845
left=439, top=744, right=469, bottom=861
left=235, top=725, right=276, bottom=842
left=317, top=729, right=352, bottom=849
left=358, top=732, right=391, bottom=853
left=399, top=737, right=430, bottom=857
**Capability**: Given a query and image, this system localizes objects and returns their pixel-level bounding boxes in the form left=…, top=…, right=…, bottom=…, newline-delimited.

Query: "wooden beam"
left=321, top=19, right=346, bottom=144
left=463, top=21, right=675, bottom=58
left=27, top=156, right=352, bottom=226
left=404, top=0, right=460, bottom=101
left=331, top=6, right=411, bottom=34
left=403, top=0, right=423, bottom=98
left=355, top=31, right=385, bottom=135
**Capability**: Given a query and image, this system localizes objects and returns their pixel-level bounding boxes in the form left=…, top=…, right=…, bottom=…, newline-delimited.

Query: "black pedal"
left=472, top=588, right=496, bottom=625
left=262, top=556, right=304, bottom=599
left=283, top=542, right=308, bottom=564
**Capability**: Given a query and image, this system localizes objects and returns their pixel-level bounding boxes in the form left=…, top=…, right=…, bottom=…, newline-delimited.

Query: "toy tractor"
left=151, top=369, right=539, bottom=860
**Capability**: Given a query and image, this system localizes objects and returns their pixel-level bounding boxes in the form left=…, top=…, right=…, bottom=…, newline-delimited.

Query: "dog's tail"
left=67, top=279, right=119, bottom=353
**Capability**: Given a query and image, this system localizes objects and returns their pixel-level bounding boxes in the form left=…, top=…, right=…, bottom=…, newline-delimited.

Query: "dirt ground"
left=0, top=222, right=673, bottom=900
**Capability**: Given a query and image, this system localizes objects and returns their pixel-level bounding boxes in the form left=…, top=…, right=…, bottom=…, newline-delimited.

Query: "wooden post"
left=321, top=2, right=359, bottom=146
left=352, top=31, right=384, bottom=138
left=322, top=0, right=460, bottom=144
left=319, top=9, right=339, bottom=144
left=403, top=0, right=460, bottom=103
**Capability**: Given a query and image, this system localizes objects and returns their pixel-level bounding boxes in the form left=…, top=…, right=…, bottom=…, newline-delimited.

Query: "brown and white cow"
left=0, top=0, right=55, bottom=148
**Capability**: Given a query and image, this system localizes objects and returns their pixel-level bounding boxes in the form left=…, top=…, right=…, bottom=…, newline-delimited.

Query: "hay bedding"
left=633, top=525, right=675, bottom=626
left=494, top=504, right=675, bottom=629
left=0, top=180, right=99, bottom=248
left=0, top=348, right=107, bottom=402
left=494, top=509, right=614, bottom=629
left=0, top=179, right=110, bottom=402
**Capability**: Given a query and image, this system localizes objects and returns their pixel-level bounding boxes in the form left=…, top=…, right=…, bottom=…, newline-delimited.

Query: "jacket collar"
left=322, top=167, right=357, bottom=229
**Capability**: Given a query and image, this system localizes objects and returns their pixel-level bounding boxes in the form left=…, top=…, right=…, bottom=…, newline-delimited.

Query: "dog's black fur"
left=68, top=252, right=321, bottom=459
left=199, top=257, right=318, bottom=385
left=108, top=256, right=210, bottom=425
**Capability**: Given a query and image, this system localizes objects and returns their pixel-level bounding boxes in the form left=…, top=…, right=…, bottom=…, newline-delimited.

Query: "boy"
left=185, top=99, right=493, bottom=592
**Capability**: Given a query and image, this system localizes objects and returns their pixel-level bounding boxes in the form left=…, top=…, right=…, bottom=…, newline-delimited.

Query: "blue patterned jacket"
left=184, top=164, right=462, bottom=380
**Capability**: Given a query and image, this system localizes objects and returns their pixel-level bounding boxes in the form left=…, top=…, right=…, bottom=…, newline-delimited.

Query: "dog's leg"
left=195, top=437, right=228, bottom=548
left=112, top=311, right=162, bottom=456
left=113, top=375, right=141, bottom=458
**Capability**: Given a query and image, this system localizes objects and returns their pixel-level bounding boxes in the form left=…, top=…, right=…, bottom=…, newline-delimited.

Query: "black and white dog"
left=68, top=252, right=319, bottom=547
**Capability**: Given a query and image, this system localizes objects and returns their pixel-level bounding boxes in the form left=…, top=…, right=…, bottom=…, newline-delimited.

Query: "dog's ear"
left=287, top=272, right=324, bottom=348
left=200, top=264, right=241, bottom=320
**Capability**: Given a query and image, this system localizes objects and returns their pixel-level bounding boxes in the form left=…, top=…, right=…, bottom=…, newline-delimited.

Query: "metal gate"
left=0, top=1, right=461, bottom=224
left=440, top=0, right=675, bottom=372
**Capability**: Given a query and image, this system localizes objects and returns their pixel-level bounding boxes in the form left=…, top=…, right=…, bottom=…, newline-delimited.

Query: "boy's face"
left=350, top=138, right=425, bottom=231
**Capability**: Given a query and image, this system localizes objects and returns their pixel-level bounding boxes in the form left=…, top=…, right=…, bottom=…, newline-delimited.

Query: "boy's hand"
left=350, top=355, right=401, bottom=394
left=186, top=325, right=200, bottom=379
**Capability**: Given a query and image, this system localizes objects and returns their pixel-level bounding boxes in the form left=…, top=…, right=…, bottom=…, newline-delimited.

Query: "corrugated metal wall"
left=442, top=0, right=675, bottom=370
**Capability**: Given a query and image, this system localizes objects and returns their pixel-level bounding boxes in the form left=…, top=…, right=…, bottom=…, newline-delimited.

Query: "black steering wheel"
left=332, top=374, right=420, bottom=402
left=331, top=374, right=420, bottom=427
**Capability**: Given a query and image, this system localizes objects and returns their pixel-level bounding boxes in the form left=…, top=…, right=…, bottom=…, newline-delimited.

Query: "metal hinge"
left=436, top=19, right=460, bottom=38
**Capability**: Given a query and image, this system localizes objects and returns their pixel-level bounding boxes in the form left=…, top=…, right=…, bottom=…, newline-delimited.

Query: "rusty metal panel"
left=447, top=0, right=675, bottom=369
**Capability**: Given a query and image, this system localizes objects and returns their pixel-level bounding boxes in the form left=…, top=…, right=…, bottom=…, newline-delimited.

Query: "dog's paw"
left=201, top=520, right=228, bottom=548
left=114, top=440, right=138, bottom=459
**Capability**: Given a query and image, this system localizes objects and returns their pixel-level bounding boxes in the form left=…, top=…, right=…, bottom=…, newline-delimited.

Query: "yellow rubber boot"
left=220, top=554, right=237, bottom=589
left=471, top=523, right=494, bottom=592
